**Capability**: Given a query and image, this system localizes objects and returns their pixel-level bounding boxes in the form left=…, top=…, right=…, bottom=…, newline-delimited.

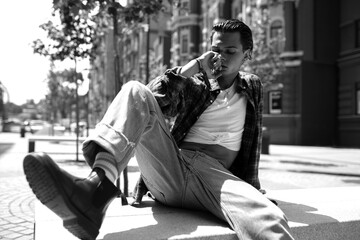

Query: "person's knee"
left=122, top=81, right=151, bottom=99
left=254, top=206, right=292, bottom=239
left=269, top=205, right=291, bottom=232
left=123, top=80, right=146, bottom=92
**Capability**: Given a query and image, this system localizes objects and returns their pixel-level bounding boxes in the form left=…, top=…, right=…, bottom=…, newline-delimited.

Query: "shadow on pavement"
left=342, top=179, right=360, bottom=184
left=0, top=143, right=14, bottom=156
left=56, top=159, right=88, bottom=166
left=276, top=200, right=339, bottom=226
left=279, top=160, right=340, bottom=167
left=103, top=201, right=227, bottom=240
left=288, top=169, right=360, bottom=178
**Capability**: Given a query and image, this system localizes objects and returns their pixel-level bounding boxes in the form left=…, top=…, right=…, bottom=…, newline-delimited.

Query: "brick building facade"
left=89, top=0, right=360, bottom=147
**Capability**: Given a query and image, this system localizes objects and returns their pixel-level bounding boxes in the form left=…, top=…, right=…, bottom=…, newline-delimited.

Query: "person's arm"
left=180, top=51, right=221, bottom=78
left=179, top=59, right=200, bottom=77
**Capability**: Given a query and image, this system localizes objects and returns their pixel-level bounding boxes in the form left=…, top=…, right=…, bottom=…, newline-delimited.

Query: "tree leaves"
left=32, top=11, right=95, bottom=61
left=32, top=0, right=169, bottom=120
left=46, top=68, right=84, bottom=119
left=33, top=0, right=168, bottom=62
left=242, top=9, right=285, bottom=88
left=121, top=0, right=164, bottom=23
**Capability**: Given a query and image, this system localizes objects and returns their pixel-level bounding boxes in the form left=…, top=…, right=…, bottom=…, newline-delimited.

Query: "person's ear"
left=243, top=49, right=251, bottom=61
left=240, top=50, right=250, bottom=67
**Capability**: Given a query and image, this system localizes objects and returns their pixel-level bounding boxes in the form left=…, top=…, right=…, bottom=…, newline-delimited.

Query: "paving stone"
left=20, top=228, right=33, bottom=235
left=3, top=232, right=22, bottom=239
left=16, top=236, right=33, bottom=240
left=1, top=133, right=360, bottom=240
left=10, top=226, right=27, bottom=232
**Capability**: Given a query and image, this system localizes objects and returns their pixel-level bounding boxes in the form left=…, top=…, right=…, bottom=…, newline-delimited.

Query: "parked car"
left=52, top=123, right=66, bottom=135
left=2, top=119, right=22, bottom=133
left=22, top=120, right=47, bottom=134
left=70, top=121, right=87, bottom=136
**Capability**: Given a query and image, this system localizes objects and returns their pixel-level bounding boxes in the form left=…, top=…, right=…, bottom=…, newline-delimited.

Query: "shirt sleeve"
left=147, top=67, right=188, bottom=118
left=245, top=75, right=263, bottom=190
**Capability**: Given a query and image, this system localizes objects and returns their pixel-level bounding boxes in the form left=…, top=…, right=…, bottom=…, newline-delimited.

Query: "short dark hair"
left=210, top=19, right=253, bottom=59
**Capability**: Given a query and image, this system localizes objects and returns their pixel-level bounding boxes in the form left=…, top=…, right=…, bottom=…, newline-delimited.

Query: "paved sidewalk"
left=35, top=186, right=360, bottom=240
left=0, top=133, right=133, bottom=240
left=0, top=132, right=359, bottom=240
left=0, top=134, right=35, bottom=240
left=260, top=145, right=360, bottom=190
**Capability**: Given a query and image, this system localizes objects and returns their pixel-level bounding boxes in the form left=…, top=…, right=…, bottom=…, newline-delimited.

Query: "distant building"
left=259, top=0, right=360, bottom=148
left=88, top=1, right=172, bottom=126
left=0, top=82, right=6, bottom=123
left=169, top=0, right=202, bottom=66
left=336, top=0, right=360, bottom=147
left=88, top=28, right=116, bottom=124
left=121, top=7, right=172, bottom=84
left=89, top=0, right=360, bottom=147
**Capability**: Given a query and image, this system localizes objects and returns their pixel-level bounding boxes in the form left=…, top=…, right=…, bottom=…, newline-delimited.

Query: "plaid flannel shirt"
left=147, top=67, right=263, bottom=189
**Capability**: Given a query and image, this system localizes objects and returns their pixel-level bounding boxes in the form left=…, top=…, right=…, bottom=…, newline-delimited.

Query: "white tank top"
left=183, top=82, right=247, bottom=151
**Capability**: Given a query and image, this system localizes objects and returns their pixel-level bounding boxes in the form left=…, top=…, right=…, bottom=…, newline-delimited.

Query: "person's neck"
left=218, top=73, right=238, bottom=90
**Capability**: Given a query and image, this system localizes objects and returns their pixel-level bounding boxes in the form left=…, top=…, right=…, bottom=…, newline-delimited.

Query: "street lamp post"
left=109, top=1, right=128, bottom=196
left=0, top=81, right=10, bottom=130
left=74, top=60, right=80, bottom=162
left=146, top=15, right=150, bottom=84
left=77, top=69, right=90, bottom=137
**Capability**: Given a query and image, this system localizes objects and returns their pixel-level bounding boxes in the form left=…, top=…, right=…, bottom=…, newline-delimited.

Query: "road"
left=0, top=132, right=359, bottom=239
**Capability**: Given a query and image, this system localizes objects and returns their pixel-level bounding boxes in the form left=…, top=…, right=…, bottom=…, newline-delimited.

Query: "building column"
left=283, top=0, right=296, bottom=51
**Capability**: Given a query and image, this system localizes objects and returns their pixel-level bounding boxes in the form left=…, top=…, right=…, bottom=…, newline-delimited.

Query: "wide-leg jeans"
left=82, top=81, right=294, bottom=240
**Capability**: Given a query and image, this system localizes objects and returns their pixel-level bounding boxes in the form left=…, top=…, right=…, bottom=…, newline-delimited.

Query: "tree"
left=149, top=49, right=168, bottom=80
left=46, top=68, right=83, bottom=121
left=242, top=6, right=285, bottom=88
left=32, top=1, right=98, bottom=160
left=33, top=0, right=167, bottom=65
left=32, top=0, right=170, bottom=107
left=32, top=0, right=169, bottom=162
left=0, top=81, right=9, bottom=121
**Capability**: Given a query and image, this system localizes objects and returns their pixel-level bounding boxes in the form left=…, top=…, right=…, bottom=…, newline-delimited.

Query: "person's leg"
left=23, top=152, right=120, bottom=240
left=82, top=81, right=187, bottom=205
left=180, top=149, right=294, bottom=240
left=24, top=80, right=186, bottom=240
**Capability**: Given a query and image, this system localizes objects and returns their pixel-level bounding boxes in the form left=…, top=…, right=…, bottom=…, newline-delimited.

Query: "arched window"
left=270, top=19, right=283, bottom=39
left=181, top=34, right=188, bottom=54
left=270, top=19, right=284, bottom=53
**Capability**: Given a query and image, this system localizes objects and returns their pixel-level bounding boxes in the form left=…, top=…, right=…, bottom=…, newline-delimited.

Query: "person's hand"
left=196, top=51, right=224, bottom=79
left=130, top=175, right=149, bottom=206
left=259, top=189, right=278, bottom=206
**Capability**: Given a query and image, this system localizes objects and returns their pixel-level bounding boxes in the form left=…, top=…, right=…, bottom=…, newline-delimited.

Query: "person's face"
left=210, top=31, right=247, bottom=79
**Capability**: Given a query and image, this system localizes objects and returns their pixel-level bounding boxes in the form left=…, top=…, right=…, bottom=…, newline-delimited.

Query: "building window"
left=270, top=20, right=284, bottom=53
left=357, top=20, right=360, bottom=48
left=219, top=3, right=224, bottom=18
left=356, top=88, right=360, bottom=115
left=182, top=0, right=189, bottom=9
left=181, top=34, right=188, bottom=54
left=269, top=91, right=282, bottom=114
left=270, top=20, right=282, bottom=38
left=179, top=0, right=189, bottom=15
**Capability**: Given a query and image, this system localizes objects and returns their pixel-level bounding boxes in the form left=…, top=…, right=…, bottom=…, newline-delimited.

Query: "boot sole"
left=23, top=153, right=99, bottom=240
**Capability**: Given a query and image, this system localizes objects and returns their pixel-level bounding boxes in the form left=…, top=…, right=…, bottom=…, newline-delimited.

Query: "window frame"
left=356, top=86, right=360, bottom=115
left=269, top=90, right=283, bottom=114
left=181, top=33, right=189, bottom=54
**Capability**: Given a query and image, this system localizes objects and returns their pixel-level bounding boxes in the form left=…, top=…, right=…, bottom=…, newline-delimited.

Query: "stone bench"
left=34, top=186, right=360, bottom=239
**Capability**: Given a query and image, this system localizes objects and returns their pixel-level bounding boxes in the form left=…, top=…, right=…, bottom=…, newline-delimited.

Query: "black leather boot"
left=23, top=152, right=120, bottom=240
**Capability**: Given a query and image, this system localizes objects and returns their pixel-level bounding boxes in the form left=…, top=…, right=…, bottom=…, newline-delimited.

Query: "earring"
left=241, top=56, right=248, bottom=65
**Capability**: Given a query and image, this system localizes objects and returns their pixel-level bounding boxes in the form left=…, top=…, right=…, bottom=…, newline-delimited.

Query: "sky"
left=0, top=0, right=127, bottom=106
left=0, top=0, right=53, bottom=105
